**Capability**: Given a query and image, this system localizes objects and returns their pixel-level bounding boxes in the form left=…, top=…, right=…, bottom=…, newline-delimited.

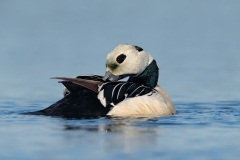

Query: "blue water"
left=1, top=100, right=240, bottom=159
left=1, top=1, right=240, bottom=160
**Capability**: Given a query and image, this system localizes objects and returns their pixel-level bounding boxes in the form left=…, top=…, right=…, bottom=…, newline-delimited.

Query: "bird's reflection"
left=62, top=117, right=160, bottom=153
left=63, top=116, right=159, bottom=134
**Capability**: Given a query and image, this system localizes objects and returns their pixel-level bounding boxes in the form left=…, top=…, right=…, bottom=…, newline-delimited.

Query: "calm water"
left=0, top=100, right=240, bottom=160
left=1, top=1, right=240, bottom=160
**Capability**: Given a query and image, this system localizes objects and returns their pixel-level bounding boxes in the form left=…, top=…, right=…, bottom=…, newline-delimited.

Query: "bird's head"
left=103, top=44, right=153, bottom=82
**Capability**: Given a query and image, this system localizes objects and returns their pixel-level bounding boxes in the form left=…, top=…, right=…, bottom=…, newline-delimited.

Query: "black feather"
left=25, top=75, right=110, bottom=118
left=134, top=45, right=143, bottom=52
left=100, top=82, right=154, bottom=107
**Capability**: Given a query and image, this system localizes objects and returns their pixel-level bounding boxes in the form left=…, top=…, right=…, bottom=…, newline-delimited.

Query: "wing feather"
left=52, top=77, right=104, bottom=93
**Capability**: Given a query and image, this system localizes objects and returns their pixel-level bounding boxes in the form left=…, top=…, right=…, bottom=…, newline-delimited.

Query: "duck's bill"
left=103, top=71, right=127, bottom=82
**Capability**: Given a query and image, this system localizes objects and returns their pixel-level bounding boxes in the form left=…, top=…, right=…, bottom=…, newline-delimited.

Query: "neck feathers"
left=128, top=60, right=159, bottom=88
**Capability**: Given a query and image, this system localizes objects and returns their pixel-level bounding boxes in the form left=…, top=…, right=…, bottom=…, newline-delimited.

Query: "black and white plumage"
left=98, top=82, right=155, bottom=107
left=101, top=44, right=176, bottom=116
left=27, top=44, right=176, bottom=118
left=55, top=44, right=175, bottom=116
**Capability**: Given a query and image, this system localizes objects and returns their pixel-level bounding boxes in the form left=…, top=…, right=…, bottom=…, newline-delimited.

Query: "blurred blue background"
left=1, top=0, right=240, bottom=103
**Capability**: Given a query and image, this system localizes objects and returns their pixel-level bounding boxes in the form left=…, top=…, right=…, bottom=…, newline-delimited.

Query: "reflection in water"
left=62, top=117, right=160, bottom=154
left=63, top=117, right=159, bottom=133
left=57, top=101, right=240, bottom=157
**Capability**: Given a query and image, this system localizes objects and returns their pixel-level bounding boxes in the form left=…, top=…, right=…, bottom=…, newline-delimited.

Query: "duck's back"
left=26, top=75, right=110, bottom=118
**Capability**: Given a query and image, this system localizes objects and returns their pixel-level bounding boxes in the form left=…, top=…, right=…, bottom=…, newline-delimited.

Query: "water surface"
left=0, top=100, right=240, bottom=160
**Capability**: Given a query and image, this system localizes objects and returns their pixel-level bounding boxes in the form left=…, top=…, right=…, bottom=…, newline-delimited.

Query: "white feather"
left=97, top=89, right=107, bottom=107
left=111, top=83, right=122, bottom=98
left=117, top=83, right=126, bottom=100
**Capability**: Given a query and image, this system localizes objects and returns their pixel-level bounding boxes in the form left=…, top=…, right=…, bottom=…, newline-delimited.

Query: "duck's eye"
left=116, top=54, right=126, bottom=64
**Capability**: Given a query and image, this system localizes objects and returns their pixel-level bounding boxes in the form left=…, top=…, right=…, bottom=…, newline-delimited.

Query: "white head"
left=104, top=44, right=153, bottom=81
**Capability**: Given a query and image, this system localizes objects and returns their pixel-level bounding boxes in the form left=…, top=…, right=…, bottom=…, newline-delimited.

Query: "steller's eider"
left=27, top=44, right=175, bottom=118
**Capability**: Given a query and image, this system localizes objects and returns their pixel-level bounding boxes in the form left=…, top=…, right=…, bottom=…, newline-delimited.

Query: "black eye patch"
left=116, top=54, right=126, bottom=64
left=134, top=45, right=143, bottom=52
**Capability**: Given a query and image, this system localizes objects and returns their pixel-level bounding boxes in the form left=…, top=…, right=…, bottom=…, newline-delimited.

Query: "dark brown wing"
left=76, top=75, right=107, bottom=82
left=52, top=77, right=104, bottom=93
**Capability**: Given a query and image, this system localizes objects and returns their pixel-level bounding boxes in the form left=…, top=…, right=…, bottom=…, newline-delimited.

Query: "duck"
left=27, top=44, right=175, bottom=118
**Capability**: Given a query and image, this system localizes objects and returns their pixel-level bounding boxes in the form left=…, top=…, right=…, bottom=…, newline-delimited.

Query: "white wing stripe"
left=111, top=83, right=122, bottom=98
left=98, top=82, right=111, bottom=92
left=128, top=85, right=144, bottom=97
left=137, top=87, right=146, bottom=96
left=117, top=83, right=127, bottom=100
left=128, top=83, right=135, bottom=89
